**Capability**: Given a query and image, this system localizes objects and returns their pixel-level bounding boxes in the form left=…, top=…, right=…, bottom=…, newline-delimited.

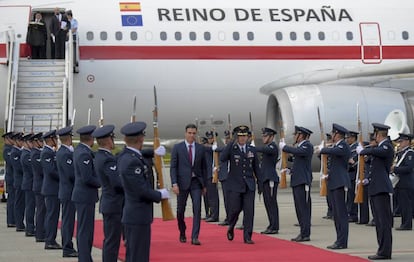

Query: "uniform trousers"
left=124, top=224, right=150, bottom=262
left=292, top=184, right=311, bottom=238
left=220, top=180, right=229, bottom=222
left=14, top=187, right=26, bottom=229
left=329, top=187, right=349, bottom=247
left=177, top=178, right=202, bottom=239
left=206, top=179, right=219, bottom=220
left=6, top=185, right=16, bottom=225
left=102, top=212, right=122, bottom=262
left=34, top=193, right=46, bottom=240
left=358, top=185, right=370, bottom=224
left=227, top=189, right=255, bottom=241
left=75, top=202, right=96, bottom=262
left=347, top=178, right=358, bottom=220
left=397, top=188, right=412, bottom=229
left=371, top=193, right=393, bottom=258
left=61, top=199, right=76, bottom=254
left=263, top=181, right=279, bottom=231
left=44, top=195, right=60, bottom=245
left=24, top=190, right=36, bottom=234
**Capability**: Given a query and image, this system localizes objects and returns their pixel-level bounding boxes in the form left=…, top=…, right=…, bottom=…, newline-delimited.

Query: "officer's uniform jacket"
left=348, top=142, right=359, bottom=180
left=11, top=146, right=23, bottom=189
left=56, top=144, right=75, bottom=201
left=41, top=145, right=59, bottom=196
left=256, top=141, right=279, bottom=184
left=3, top=144, right=14, bottom=187
left=282, top=140, right=313, bottom=187
left=394, top=146, right=414, bottom=190
left=31, top=147, right=43, bottom=193
left=21, top=147, right=34, bottom=191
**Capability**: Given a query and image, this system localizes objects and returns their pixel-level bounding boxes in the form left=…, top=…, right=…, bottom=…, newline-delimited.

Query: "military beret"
left=372, top=123, right=390, bottom=132
left=205, top=131, right=217, bottom=139
left=396, top=133, right=414, bottom=141
left=57, top=126, right=73, bottom=136
left=42, top=129, right=56, bottom=139
left=200, top=137, right=208, bottom=144
left=294, top=126, right=313, bottom=135
left=224, top=130, right=231, bottom=138
left=233, top=125, right=249, bottom=136
left=31, top=132, right=43, bottom=141
left=120, top=121, right=146, bottom=136
left=76, top=125, right=96, bottom=135
left=2, top=131, right=14, bottom=138
left=332, top=123, right=349, bottom=135
left=92, top=124, right=115, bottom=139
left=261, top=127, right=277, bottom=136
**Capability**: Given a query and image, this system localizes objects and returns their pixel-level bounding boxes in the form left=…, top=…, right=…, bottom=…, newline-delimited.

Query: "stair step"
left=18, top=82, right=63, bottom=88
left=18, top=66, right=65, bottom=72
left=18, top=71, right=66, bottom=77
left=19, top=59, right=65, bottom=67
left=15, top=107, right=63, bottom=115
left=18, top=76, right=66, bottom=82
left=14, top=114, right=63, bottom=121
left=16, top=98, right=63, bottom=105
left=16, top=87, right=62, bottom=94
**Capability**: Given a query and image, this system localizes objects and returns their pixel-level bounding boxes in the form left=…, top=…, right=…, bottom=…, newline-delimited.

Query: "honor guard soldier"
left=21, top=133, right=36, bottom=236
left=392, top=133, right=414, bottom=231
left=279, top=126, right=313, bottom=242
left=217, top=130, right=232, bottom=226
left=2, top=131, right=16, bottom=227
left=30, top=132, right=46, bottom=242
left=357, top=123, right=394, bottom=260
left=10, top=132, right=26, bottom=232
left=256, top=127, right=279, bottom=234
left=204, top=131, right=220, bottom=222
left=320, top=124, right=351, bottom=249
left=72, top=125, right=100, bottom=262
left=346, top=131, right=359, bottom=222
left=41, top=130, right=62, bottom=249
left=56, top=126, right=78, bottom=257
left=118, top=122, right=169, bottom=262
left=220, top=125, right=262, bottom=244
left=92, top=125, right=124, bottom=262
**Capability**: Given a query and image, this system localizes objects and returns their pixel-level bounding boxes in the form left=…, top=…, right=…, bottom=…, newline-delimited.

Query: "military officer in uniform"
left=72, top=125, right=100, bottom=262
left=204, top=131, right=220, bottom=222
left=118, top=121, right=170, bottom=262
left=357, top=123, right=394, bottom=260
left=30, top=132, right=46, bottom=242
left=56, top=126, right=78, bottom=257
left=320, top=124, right=351, bottom=249
left=392, top=133, right=414, bottom=230
left=21, top=134, right=36, bottom=236
left=279, top=126, right=313, bottom=242
left=2, top=131, right=16, bottom=227
left=41, top=130, right=62, bottom=249
left=256, top=127, right=279, bottom=234
left=92, top=125, right=124, bottom=262
left=220, top=125, right=262, bottom=244
left=346, top=131, right=359, bottom=222
left=218, top=130, right=232, bottom=226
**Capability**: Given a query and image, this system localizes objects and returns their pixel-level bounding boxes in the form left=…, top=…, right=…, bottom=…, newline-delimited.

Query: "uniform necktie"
left=188, top=144, right=193, bottom=166
left=241, top=146, right=245, bottom=154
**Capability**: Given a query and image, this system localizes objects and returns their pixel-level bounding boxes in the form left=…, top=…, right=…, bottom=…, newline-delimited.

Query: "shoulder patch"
left=109, top=165, right=117, bottom=171
left=45, top=158, right=51, bottom=162
left=83, top=159, right=90, bottom=165
left=66, top=159, right=72, bottom=165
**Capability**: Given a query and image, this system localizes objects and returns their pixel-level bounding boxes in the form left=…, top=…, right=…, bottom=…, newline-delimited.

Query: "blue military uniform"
left=2, top=132, right=16, bottom=227
left=41, top=130, right=62, bottom=249
left=220, top=125, right=262, bottom=244
left=10, top=133, right=26, bottom=231
left=72, top=125, right=100, bottom=262
left=282, top=126, right=313, bottom=241
left=118, top=122, right=162, bottom=262
left=359, top=123, right=394, bottom=260
left=217, top=130, right=232, bottom=226
left=56, top=126, right=78, bottom=257
left=256, top=127, right=279, bottom=234
left=92, top=125, right=124, bottom=262
left=320, top=123, right=351, bottom=249
left=21, top=134, right=36, bottom=236
left=347, top=131, right=359, bottom=222
left=204, top=131, right=220, bottom=222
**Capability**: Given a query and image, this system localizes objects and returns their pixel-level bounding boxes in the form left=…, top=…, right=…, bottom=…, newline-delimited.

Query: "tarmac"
left=1, top=173, right=414, bottom=262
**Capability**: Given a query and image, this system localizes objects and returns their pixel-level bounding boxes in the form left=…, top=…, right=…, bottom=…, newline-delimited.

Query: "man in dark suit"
left=320, top=124, right=351, bottom=249
left=92, top=125, right=124, bottom=262
left=49, top=7, right=70, bottom=59
left=118, top=121, right=169, bottom=262
left=280, top=126, right=314, bottom=242
left=30, top=132, right=46, bottom=242
left=2, top=132, right=16, bottom=228
left=170, top=123, right=207, bottom=245
left=72, top=125, right=100, bottom=262
left=40, top=130, right=62, bottom=249
left=220, top=125, right=262, bottom=244
left=357, top=123, right=394, bottom=260
left=256, top=127, right=279, bottom=235
left=56, top=126, right=78, bottom=257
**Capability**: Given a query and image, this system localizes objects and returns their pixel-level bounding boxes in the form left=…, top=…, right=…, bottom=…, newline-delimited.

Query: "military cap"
left=2, top=131, right=14, bottom=138
left=332, top=123, right=349, bottom=135
left=205, top=131, right=217, bottom=139
left=12, top=132, right=24, bottom=140
left=233, top=125, right=249, bottom=136
left=294, top=126, right=313, bottom=135
left=396, top=133, right=414, bottom=141
left=224, top=130, right=231, bottom=138
left=31, top=132, right=43, bottom=141
left=200, top=137, right=208, bottom=144
left=42, top=129, right=56, bottom=139
left=261, top=127, right=277, bottom=136
left=57, top=126, right=73, bottom=136
left=372, top=123, right=390, bottom=132
left=22, top=133, right=34, bottom=141
left=347, top=131, right=359, bottom=138
left=120, top=121, right=147, bottom=136
left=76, top=125, right=96, bottom=135
left=92, top=124, right=115, bottom=139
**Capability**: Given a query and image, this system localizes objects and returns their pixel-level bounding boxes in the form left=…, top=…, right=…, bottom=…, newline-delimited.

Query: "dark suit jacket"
left=394, top=147, right=414, bottom=189
left=56, top=145, right=75, bottom=201
left=41, top=145, right=59, bottom=196
left=50, top=13, right=70, bottom=35
left=170, top=141, right=207, bottom=190
left=31, top=148, right=43, bottom=193
left=282, top=140, right=313, bottom=187
left=256, top=141, right=279, bottom=184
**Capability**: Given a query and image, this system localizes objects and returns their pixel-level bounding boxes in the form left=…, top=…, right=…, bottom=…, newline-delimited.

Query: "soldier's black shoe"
left=244, top=239, right=255, bottom=244
left=16, top=227, right=25, bottom=232
left=179, top=235, right=187, bottom=243
left=367, top=254, right=391, bottom=260
left=322, top=215, right=332, bottom=219
left=45, top=243, right=62, bottom=250
left=25, top=232, right=35, bottom=237
left=218, top=221, right=229, bottom=226
left=227, top=229, right=234, bottom=241
left=395, top=227, right=412, bottom=231
left=205, top=217, right=218, bottom=222
left=35, top=238, right=45, bottom=242
left=63, top=251, right=78, bottom=257
left=191, top=238, right=201, bottom=245
left=327, top=243, right=347, bottom=249
left=291, top=235, right=310, bottom=242
left=261, top=229, right=278, bottom=234
left=7, top=224, right=16, bottom=228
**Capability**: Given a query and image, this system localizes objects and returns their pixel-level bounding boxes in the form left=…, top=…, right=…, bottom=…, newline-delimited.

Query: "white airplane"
left=1, top=0, right=414, bottom=150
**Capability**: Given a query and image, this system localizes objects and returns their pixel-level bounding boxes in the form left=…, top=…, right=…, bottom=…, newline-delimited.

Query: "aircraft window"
left=290, top=32, right=297, bottom=41
left=275, top=32, right=283, bottom=41
left=304, top=32, right=311, bottom=41
left=130, top=32, right=138, bottom=40
left=318, top=32, right=325, bottom=41
left=189, top=32, right=197, bottom=41
left=346, top=31, right=353, bottom=40
left=402, top=31, right=409, bottom=40
left=233, top=32, right=240, bottom=41
left=204, top=32, right=211, bottom=41
left=175, top=32, right=182, bottom=41
left=160, top=31, right=167, bottom=41
left=247, top=32, right=254, bottom=41
left=115, top=31, right=123, bottom=41
left=100, top=31, right=108, bottom=41
left=86, top=31, right=94, bottom=41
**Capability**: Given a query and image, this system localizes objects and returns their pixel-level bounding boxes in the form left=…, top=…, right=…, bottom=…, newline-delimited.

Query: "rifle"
left=354, top=104, right=365, bottom=203
left=210, top=116, right=219, bottom=184
left=227, top=113, right=233, bottom=140
left=249, top=112, right=255, bottom=146
left=130, top=96, right=137, bottom=122
left=153, top=86, right=175, bottom=221
left=87, top=108, right=91, bottom=125
left=279, top=120, right=288, bottom=189
left=31, top=116, right=34, bottom=134
left=317, top=107, right=328, bottom=197
left=99, top=98, right=104, bottom=127
left=71, top=109, right=76, bottom=127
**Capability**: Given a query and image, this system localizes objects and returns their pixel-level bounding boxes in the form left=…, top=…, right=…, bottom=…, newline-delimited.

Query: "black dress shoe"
left=205, top=217, right=218, bottom=222
left=327, top=243, right=347, bottom=249
left=45, top=243, right=62, bottom=250
left=7, top=224, right=16, bottom=228
left=322, top=215, right=332, bottom=219
left=191, top=238, right=201, bottom=245
left=36, top=238, right=45, bottom=242
left=16, top=227, right=26, bottom=232
left=244, top=239, right=255, bottom=244
left=63, top=251, right=78, bottom=257
left=368, top=254, right=391, bottom=260
left=395, top=227, right=412, bottom=231
left=291, top=235, right=310, bottom=242
left=179, top=235, right=187, bottom=243
left=227, top=229, right=234, bottom=241
left=25, top=232, right=35, bottom=237
left=261, top=229, right=278, bottom=234
left=356, top=221, right=368, bottom=225
left=218, top=221, right=229, bottom=226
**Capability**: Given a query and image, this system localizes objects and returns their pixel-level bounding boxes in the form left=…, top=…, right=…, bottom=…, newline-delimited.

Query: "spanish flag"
left=119, top=2, right=141, bottom=12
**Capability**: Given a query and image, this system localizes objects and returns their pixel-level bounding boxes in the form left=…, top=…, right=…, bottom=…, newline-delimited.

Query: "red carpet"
left=93, top=218, right=366, bottom=262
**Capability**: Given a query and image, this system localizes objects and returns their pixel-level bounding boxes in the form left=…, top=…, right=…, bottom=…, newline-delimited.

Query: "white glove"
left=212, top=143, right=218, bottom=151
left=279, top=141, right=286, bottom=150
left=154, top=145, right=166, bottom=156
left=318, top=141, right=324, bottom=151
left=250, top=140, right=255, bottom=147
left=362, top=178, right=369, bottom=185
left=281, top=168, right=291, bottom=175
left=356, top=144, right=364, bottom=154
left=157, top=188, right=170, bottom=199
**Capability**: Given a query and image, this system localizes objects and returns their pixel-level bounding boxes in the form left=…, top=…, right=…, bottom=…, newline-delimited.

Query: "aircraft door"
left=359, top=22, right=382, bottom=64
